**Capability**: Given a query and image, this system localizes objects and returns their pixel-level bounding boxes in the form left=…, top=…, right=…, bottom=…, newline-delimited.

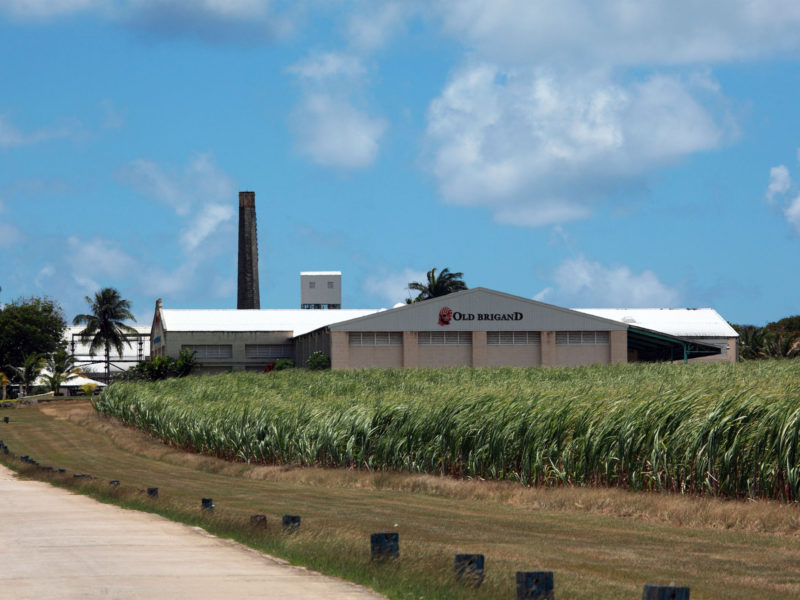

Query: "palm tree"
left=6, top=352, right=45, bottom=396
left=406, top=267, right=468, bottom=303
left=73, top=288, right=137, bottom=382
left=44, top=350, right=81, bottom=395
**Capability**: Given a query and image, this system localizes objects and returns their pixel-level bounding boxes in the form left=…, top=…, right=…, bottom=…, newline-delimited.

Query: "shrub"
left=273, top=358, right=295, bottom=371
left=305, top=351, right=330, bottom=370
left=118, top=349, right=197, bottom=382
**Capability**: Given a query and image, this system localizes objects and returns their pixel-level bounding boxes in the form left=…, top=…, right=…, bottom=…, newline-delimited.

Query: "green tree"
left=6, top=353, right=45, bottom=396
left=406, top=267, right=468, bottom=303
left=73, top=288, right=138, bottom=382
left=0, top=296, right=66, bottom=369
left=44, top=350, right=81, bottom=395
left=733, top=324, right=766, bottom=360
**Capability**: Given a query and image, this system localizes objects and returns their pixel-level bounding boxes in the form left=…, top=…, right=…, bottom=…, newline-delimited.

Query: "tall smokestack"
left=237, top=191, right=260, bottom=309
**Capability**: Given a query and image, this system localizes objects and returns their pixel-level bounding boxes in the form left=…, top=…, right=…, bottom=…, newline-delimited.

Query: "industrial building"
left=151, top=288, right=732, bottom=373
left=148, top=190, right=736, bottom=372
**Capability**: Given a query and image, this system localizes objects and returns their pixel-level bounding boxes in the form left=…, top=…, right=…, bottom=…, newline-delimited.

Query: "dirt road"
left=0, top=465, right=384, bottom=599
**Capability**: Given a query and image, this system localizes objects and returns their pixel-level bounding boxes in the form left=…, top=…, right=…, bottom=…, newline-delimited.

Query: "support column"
left=402, top=331, right=419, bottom=368
left=330, top=331, right=350, bottom=370
left=471, top=331, right=487, bottom=368
left=609, top=330, right=627, bottom=364
left=541, top=331, right=556, bottom=366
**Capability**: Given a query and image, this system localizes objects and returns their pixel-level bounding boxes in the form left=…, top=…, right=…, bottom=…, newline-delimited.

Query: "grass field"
left=97, top=361, right=800, bottom=500
left=1, top=399, right=800, bottom=599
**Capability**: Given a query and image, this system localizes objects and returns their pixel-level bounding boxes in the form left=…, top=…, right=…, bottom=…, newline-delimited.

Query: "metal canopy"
left=628, top=326, right=721, bottom=363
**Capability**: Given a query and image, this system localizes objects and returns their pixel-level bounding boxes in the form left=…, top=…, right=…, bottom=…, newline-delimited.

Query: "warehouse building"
left=151, top=288, right=729, bottom=372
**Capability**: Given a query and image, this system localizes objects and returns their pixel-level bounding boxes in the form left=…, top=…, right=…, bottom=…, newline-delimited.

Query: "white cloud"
left=363, top=267, right=427, bottom=305
left=287, top=53, right=365, bottom=81
left=346, top=2, right=410, bottom=52
left=436, top=0, right=800, bottom=68
left=763, top=158, right=800, bottom=233
left=118, top=153, right=235, bottom=216
left=65, top=236, right=138, bottom=293
left=0, top=222, right=23, bottom=247
left=292, top=94, right=387, bottom=169
left=100, top=99, right=125, bottom=130
left=785, top=195, right=800, bottom=232
left=180, top=202, right=234, bottom=252
left=542, top=256, right=681, bottom=308
left=0, top=0, right=98, bottom=19
left=0, top=115, right=75, bottom=148
left=424, top=65, right=724, bottom=226
left=766, top=165, right=791, bottom=203
left=34, top=264, right=55, bottom=287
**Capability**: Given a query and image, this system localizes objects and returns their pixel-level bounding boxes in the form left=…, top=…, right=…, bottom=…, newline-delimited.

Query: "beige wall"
left=472, top=331, right=487, bottom=368
left=610, top=330, right=627, bottom=364
left=328, top=329, right=621, bottom=369
left=349, top=347, right=403, bottom=368
left=403, top=331, right=419, bottom=368
left=541, top=331, right=556, bottom=366
left=418, top=345, right=472, bottom=368
left=486, top=345, right=542, bottom=367
left=554, top=344, right=610, bottom=366
left=330, top=331, right=349, bottom=370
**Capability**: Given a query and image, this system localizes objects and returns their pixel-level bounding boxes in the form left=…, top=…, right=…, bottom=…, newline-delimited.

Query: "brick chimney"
left=237, top=191, right=260, bottom=309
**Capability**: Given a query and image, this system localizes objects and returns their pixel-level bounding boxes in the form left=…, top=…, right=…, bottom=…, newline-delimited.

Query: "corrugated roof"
left=161, top=309, right=381, bottom=337
left=574, top=308, right=738, bottom=338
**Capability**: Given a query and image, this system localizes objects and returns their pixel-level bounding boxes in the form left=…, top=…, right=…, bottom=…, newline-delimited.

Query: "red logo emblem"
left=438, top=307, right=453, bottom=326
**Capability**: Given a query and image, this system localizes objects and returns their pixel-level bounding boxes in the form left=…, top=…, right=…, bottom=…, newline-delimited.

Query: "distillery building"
left=150, top=288, right=730, bottom=372
left=148, top=190, right=733, bottom=372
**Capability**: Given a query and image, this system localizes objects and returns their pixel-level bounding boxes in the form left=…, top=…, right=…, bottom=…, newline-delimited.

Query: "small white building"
left=66, top=325, right=151, bottom=377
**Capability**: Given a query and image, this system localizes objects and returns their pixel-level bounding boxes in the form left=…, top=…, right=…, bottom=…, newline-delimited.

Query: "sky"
left=1, top=1, right=799, bottom=327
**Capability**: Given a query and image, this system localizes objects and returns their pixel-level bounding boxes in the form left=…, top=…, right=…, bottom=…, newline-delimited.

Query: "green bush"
left=305, top=351, right=330, bottom=370
left=273, top=358, right=295, bottom=371
left=118, top=348, right=197, bottom=382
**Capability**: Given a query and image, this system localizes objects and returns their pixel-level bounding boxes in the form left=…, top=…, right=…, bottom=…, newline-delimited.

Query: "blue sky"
left=1, top=1, right=799, bottom=326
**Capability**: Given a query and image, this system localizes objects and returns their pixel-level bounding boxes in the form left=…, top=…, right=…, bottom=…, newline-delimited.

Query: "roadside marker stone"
left=643, top=585, right=690, bottom=600
left=282, top=514, right=300, bottom=532
left=516, top=571, right=554, bottom=599
left=250, top=514, right=267, bottom=528
left=370, top=532, right=399, bottom=561
left=454, top=554, right=484, bottom=587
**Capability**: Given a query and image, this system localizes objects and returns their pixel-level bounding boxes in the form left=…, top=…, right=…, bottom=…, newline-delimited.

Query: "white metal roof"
left=160, top=309, right=381, bottom=337
left=574, top=308, right=738, bottom=338
left=300, top=271, right=341, bottom=276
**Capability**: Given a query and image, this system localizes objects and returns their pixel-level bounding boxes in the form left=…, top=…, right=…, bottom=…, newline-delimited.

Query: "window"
left=417, top=331, right=472, bottom=345
left=555, top=331, right=609, bottom=345
left=349, top=332, right=402, bottom=346
left=245, top=344, right=293, bottom=359
left=182, top=345, right=233, bottom=359
left=309, top=281, right=316, bottom=289
left=487, top=331, right=541, bottom=345
left=327, top=281, right=334, bottom=289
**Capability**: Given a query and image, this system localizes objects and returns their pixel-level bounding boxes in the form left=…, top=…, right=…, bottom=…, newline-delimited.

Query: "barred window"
left=349, top=332, right=403, bottom=346
left=245, top=344, right=293, bottom=359
left=418, top=331, right=472, bottom=345
left=487, top=331, right=541, bottom=345
left=182, top=345, right=233, bottom=359
left=555, top=331, right=609, bottom=345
